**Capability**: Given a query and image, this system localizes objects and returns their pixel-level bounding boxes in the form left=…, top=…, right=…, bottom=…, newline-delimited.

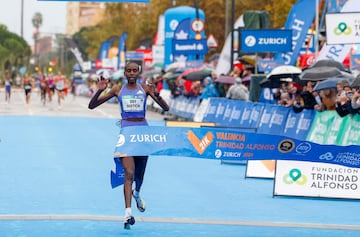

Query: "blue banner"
left=117, top=32, right=128, bottom=70
left=283, top=109, right=315, bottom=139
left=172, top=39, right=208, bottom=55
left=248, top=103, right=265, bottom=129
left=273, top=0, right=316, bottom=65
left=326, top=0, right=347, bottom=13
left=169, top=96, right=200, bottom=120
left=202, top=98, right=221, bottom=123
left=257, top=104, right=290, bottom=135
left=113, top=126, right=360, bottom=169
left=241, top=29, right=292, bottom=53
left=164, top=6, right=206, bottom=68
left=97, top=40, right=111, bottom=60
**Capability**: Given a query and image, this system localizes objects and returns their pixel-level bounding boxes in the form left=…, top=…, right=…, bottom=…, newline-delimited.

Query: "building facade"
left=66, top=2, right=105, bottom=36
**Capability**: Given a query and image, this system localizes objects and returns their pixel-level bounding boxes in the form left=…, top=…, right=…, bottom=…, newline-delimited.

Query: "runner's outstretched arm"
left=88, top=80, right=119, bottom=109
left=142, top=84, right=169, bottom=111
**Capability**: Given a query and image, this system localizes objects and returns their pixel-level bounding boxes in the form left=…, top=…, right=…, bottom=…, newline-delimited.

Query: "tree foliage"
left=0, top=24, right=31, bottom=76
left=72, top=1, right=299, bottom=60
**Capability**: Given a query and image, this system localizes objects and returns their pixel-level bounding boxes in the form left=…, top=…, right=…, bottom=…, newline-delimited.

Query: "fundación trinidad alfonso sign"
left=326, top=12, right=360, bottom=45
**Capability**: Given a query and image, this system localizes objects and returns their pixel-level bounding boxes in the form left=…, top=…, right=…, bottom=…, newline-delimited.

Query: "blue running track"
left=0, top=116, right=359, bottom=237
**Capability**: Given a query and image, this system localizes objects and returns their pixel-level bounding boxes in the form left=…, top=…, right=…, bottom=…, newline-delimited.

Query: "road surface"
left=0, top=87, right=165, bottom=120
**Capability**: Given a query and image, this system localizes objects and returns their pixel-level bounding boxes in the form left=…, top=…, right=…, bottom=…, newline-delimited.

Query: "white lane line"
left=0, top=215, right=359, bottom=230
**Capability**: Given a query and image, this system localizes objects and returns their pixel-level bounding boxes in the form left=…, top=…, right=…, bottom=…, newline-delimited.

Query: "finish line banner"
left=114, top=126, right=360, bottom=169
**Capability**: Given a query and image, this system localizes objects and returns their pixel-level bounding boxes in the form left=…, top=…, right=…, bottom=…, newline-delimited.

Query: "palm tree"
left=32, top=12, right=43, bottom=65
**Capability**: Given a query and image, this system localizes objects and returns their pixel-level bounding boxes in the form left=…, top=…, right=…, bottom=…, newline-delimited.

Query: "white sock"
left=125, top=208, right=132, bottom=217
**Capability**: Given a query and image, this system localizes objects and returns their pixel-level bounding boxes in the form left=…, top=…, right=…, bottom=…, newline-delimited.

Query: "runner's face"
left=125, top=63, right=140, bottom=84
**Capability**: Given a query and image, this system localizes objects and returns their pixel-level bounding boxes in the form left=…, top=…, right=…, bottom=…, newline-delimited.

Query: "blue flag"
left=273, top=0, right=316, bottom=65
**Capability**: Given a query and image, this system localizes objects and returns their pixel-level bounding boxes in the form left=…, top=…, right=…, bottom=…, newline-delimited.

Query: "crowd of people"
left=264, top=76, right=360, bottom=117
left=148, top=65, right=251, bottom=102
left=0, top=70, right=73, bottom=109
left=140, top=61, right=360, bottom=119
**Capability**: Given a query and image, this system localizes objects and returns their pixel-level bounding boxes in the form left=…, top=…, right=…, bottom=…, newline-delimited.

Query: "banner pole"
left=315, top=0, right=319, bottom=61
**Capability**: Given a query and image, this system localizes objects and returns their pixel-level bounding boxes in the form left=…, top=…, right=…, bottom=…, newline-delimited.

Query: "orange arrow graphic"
left=187, top=130, right=214, bottom=155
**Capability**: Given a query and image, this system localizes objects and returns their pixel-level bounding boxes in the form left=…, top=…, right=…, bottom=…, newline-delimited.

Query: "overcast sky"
left=0, top=0, right=66, bottom=45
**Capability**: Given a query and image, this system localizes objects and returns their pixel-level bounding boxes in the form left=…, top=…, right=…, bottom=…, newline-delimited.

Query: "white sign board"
left=246, top=160, right=275, bottom=179
left=326, top=12, right=360, bottom=45
left=152, top=45, right=165, bottom=64
left=274, top=160, right=360, bottom=199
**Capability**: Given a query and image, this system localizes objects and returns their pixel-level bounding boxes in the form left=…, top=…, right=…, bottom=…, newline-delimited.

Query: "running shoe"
left=124, top=215, right=135, bottom=230
left=132, top=190, right=146, bottom=212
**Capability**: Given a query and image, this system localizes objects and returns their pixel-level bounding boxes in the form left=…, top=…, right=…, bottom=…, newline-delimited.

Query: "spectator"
left=292, top=91, right=305, bottom=112
left=300, top=81, right=318, bottom=110
left=172, top=79, right=186, bottom=98
left=335, top=80, right=353, bottom=117
left=351, top=87, right=360, bottom=114
left=278, top=91, right=293, bottom=107
left=226, top=77, right=249, bottom=101
left=336, top=80, right=346, bottom=97
left=241, top=67, right=252, bottom=89
left=336, top=92, right=352, bottom=117
left=229, top=66, right=241, bottom=78
left=315, top=88, right=337, bottom=111
left=187, top=81, right=201, bottom=97
left=215, top=73, right=227, bottom=97
left=200, top=76, right=219, bottom=100
left=287, top=82, right=301, bottom=102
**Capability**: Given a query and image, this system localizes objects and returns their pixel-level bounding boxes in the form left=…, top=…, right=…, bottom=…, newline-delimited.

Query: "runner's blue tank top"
left=118, top=84, right=147, bottom=119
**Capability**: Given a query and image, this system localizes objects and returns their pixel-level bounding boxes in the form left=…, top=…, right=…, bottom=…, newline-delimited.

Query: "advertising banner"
left=169, top=96, right=200, bottom=120
left=164, top=6, right=206, bottom=68
left=97, top=41, right=111, bottom=60
left=247, top=106, right=312, bottom=180
left=274, top=160, right=360, bottom=199
left=340, top=114, right=360, bottom=146
left=326, top=12, right=360, bottom=45
left=275, top=111, right=360, bottom=199
left=351, top=54, right=360, bottom=71
left=64, top=38, right=85, bottom=71
left=273, top=0, right=316, bottom=65
left=247, top=104, right=288, bottom=178
left=202, top=98, right=226, bottom=124
left=283, top=109, right=315, bottom=139
left=113, top=126, right=360, bottom=169
left=317, top=0, right=359, bottom=62
left=117, top=32, right=128, bottom=71
left=306, top=110, right=337, bottom=144
left=240, top=29, right=292, bottom=53
left=172, top=39, right=208, bottom=55
left=246, top=160, right=276, bottom=179
left=326, top=0, right=347, bottom=13
left=257, top=104, right=290, bottom=135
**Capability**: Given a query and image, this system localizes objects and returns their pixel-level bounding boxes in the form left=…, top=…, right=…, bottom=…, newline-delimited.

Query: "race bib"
left=122, top=95, right=144, bottom=112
